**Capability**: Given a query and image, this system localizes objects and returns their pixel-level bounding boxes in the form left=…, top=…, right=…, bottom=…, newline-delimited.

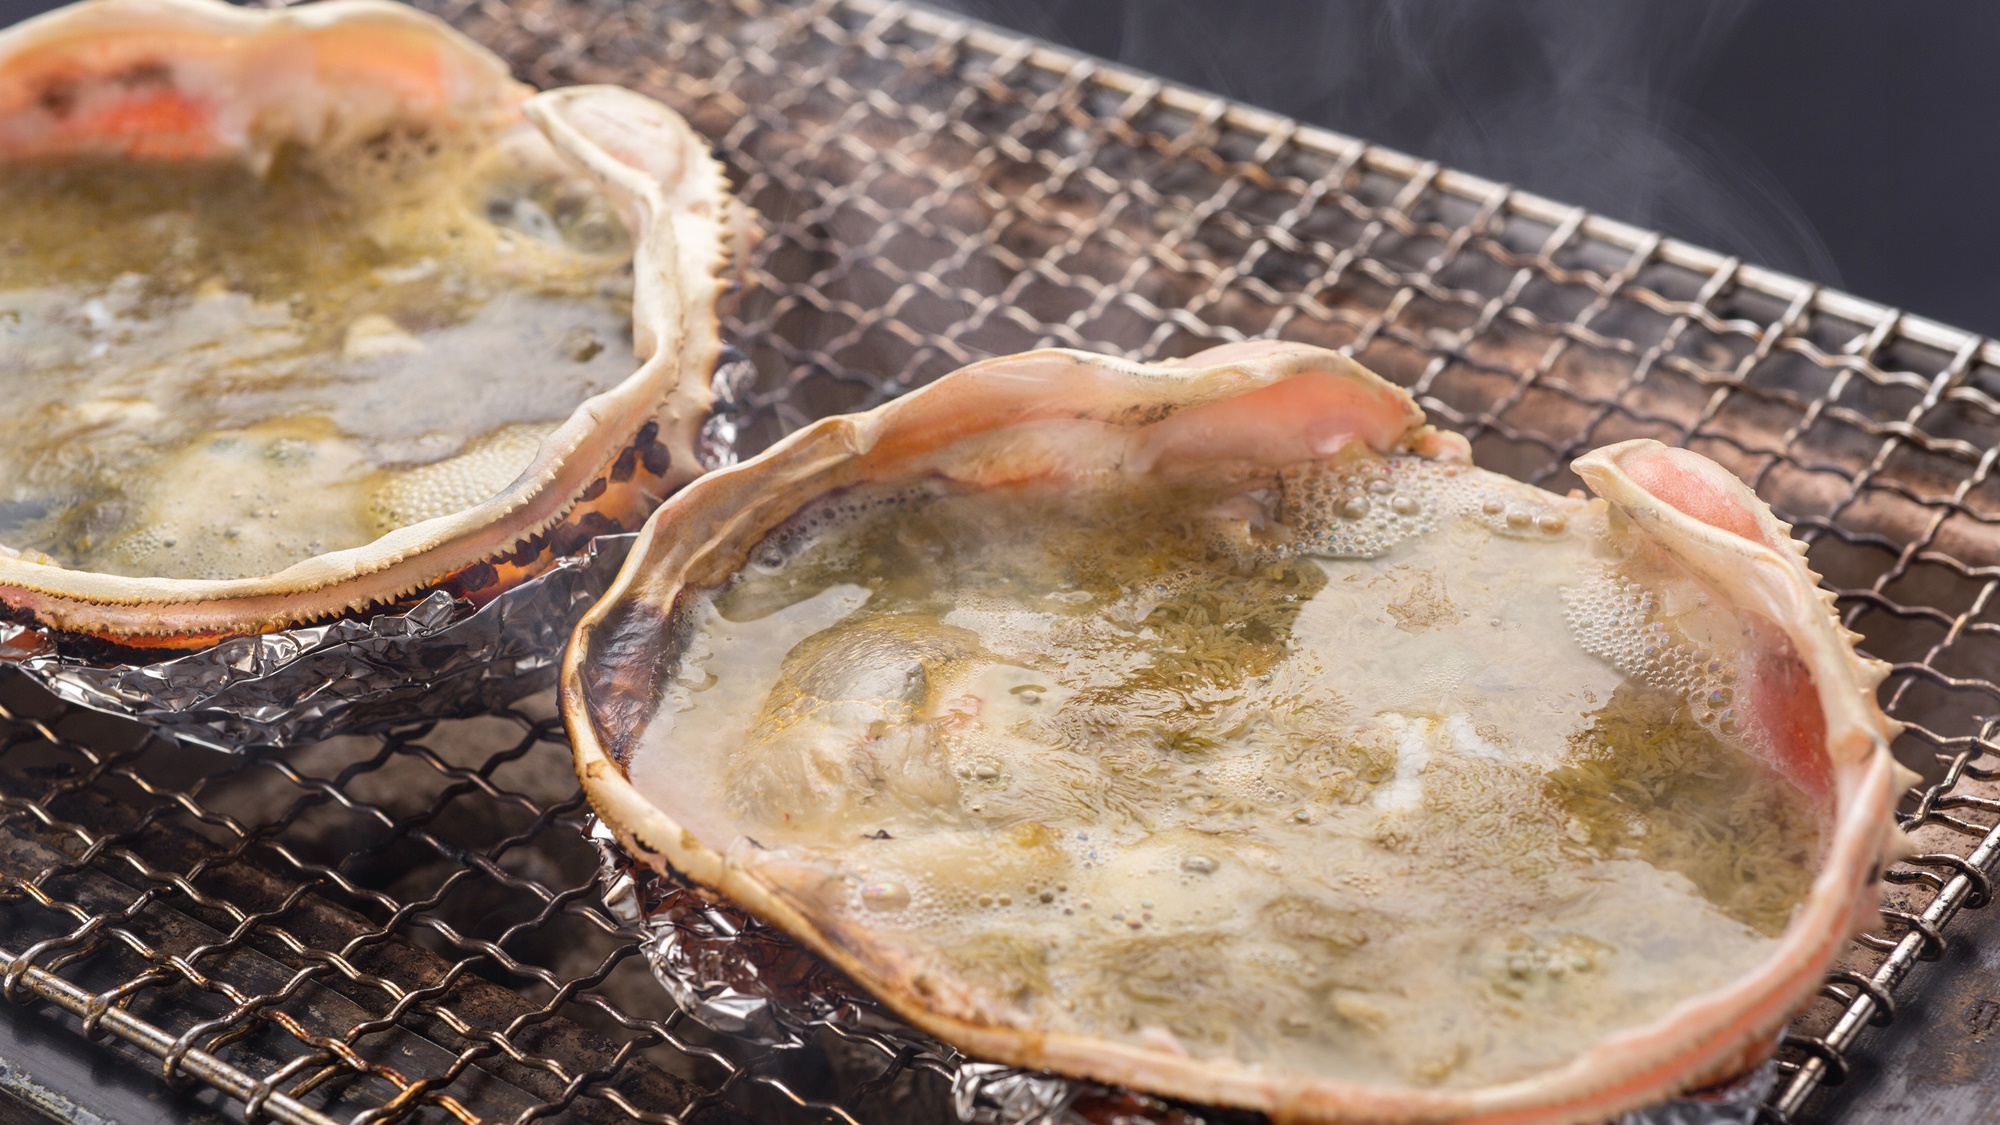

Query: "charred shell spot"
left=641, top=438, right=671, bottom=477
left=36, top=78, right=78, bottom=119
left=552, top=511, right=625, bottom=558
left=43, top=628, right=165, bottom=665
left=450, top=561, right=500, bottom=596
left=632, top=421, right=671, bottom=475
left=610, top=446, right=639, bottom=482
left=507, top=528, right=553, bottom=569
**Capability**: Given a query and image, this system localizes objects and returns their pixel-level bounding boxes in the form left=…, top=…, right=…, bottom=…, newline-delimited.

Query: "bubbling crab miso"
left=632, top=447, right=1825, bottom=1089
left=0, top=125, right=637, bottom=580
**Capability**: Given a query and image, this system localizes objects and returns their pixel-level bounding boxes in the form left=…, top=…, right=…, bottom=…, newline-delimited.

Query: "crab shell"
left=562, top=339, right=1911, bottom=1125
left=0, top=0, right=747, bottom=645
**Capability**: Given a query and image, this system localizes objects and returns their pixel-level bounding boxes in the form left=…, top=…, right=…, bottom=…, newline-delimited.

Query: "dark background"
left=919, top=0, right=2000, bottom=338
left=6, top=0, right=1998, bottom=337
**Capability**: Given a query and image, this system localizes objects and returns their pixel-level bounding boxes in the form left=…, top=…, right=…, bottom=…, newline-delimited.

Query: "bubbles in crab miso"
left=1561, top=564, right=1758, bottom=744
left=0, top=123, right=638, bottom=579
left=639, top=450, right=1827, bottom=1090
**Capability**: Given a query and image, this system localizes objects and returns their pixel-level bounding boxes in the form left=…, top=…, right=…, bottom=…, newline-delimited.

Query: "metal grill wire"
left=1, top=0, right=1998, bottom=1121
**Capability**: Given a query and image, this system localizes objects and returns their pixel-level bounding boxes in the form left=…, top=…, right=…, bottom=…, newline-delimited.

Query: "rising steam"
left=931, top=0, right=1841, bottom=285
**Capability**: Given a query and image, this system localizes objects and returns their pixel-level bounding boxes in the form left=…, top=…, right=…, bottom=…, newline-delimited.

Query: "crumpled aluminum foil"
left=0, top=354, right=755, bottom=753
left=589, top=821, right=1778, bottom=1125
left=0, top=533, right=634, bottom=752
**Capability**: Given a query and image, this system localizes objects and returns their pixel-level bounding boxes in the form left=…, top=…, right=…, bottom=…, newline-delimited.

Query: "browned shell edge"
left=0, top=0, right=741, bottom=639
left=561, top=340, right=1911, bottom=1125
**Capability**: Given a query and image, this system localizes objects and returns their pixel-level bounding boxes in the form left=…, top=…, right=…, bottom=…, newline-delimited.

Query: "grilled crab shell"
left=0, top=0, right=745, bottom=643
left=563, top=339, right=1913, bottom=1125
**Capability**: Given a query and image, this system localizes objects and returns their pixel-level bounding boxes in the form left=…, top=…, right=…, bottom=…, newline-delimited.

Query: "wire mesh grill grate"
left=3, top=0, right=1999, bottom=1121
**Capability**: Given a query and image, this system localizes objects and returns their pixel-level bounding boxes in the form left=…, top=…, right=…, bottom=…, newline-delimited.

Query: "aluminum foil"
left=0, top=533, right=634, bottom=752
left=590, top=822, right=1778, bottom=1125
left=0, top=355, right=754, bottom=753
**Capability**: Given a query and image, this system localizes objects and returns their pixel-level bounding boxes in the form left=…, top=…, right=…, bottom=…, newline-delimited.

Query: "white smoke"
left=930, top=0, right=1841, bottom=285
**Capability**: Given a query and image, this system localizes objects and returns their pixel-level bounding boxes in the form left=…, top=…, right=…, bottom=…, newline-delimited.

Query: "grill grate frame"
left=3, top=0, right=2000, bottom=1122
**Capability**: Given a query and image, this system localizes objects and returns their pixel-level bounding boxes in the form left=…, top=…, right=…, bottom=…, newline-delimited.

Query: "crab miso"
left=0, top=127, right=635, bottom=580
left=631, top=445, right=1827, bottom=1089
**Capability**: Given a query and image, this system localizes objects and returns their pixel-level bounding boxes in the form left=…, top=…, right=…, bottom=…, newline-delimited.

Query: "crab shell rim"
left=0, top=0, right=735, bottom=640
left=561, top=340, right=1910, bottom=1125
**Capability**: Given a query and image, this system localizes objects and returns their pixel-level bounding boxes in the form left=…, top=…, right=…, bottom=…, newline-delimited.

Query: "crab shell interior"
left=0, top=0, right=741, bottom=645
left=563, top=340, right=1913, bottom=1125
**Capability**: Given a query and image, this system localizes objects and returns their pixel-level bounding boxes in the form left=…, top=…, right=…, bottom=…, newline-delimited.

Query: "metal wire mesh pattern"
left=3, top=0, right=1999, bottom=1121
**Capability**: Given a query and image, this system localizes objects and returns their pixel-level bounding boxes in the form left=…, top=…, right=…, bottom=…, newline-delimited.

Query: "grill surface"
left=4, top=1, right=2000, bottom=1122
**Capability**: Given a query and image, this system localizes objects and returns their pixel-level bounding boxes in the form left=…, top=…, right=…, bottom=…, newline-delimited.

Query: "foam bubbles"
left=859, top=880, right=910, bottom=910
left=369, top=422, right=552, bottom=532
left=1270, top=457, right=1441, bottom=560
left=1562, top=564, right=1745, bottom=744
left=752, top=481, right=941, bottom=575
left=1224, top=455, right=1580, bottom=565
